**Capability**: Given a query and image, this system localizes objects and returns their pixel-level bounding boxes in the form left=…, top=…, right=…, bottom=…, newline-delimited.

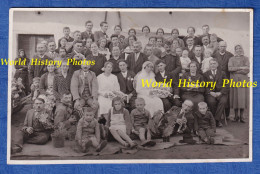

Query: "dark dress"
left=14, top=57, right=30, bottom=94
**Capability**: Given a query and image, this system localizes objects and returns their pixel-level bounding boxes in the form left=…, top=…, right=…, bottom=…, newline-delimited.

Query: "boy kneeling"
left=75, top=107, right=107, bottom=152
left=194, top=102, right=216, bottom=144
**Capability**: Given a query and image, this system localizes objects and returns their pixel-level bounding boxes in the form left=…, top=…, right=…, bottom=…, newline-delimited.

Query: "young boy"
left=194, top=102, right=216, bottom=144
left=130, top=98, right=156, bottom=147
left=75, top=107, right=107, bottom=152
left=58, top=27, right=74, bottom=48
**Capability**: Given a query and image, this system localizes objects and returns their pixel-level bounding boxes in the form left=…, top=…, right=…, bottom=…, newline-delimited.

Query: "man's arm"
left=70, top=71, right=80, bottom=101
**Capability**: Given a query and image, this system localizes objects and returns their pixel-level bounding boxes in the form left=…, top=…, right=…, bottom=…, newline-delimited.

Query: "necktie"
left=135, top=53, right=138, bottom=62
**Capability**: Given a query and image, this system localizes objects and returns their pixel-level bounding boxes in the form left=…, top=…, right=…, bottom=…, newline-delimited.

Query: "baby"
left=130, top=98, right=156, bottom=147
left=179, top=49, right=191, bottom=76
left=201, top=48, right=213, bottom=73
left=75, top=107, right=107, bottom=152
left=194, top=102, right=216, bottom=144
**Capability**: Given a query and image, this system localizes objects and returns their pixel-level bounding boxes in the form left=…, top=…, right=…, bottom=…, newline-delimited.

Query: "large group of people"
left=11, top=20, right=250, bottom=154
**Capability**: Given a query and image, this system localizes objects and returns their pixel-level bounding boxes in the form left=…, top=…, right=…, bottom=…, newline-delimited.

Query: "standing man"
left=201, top=35, right=210, bottom=53
left=203, top=59, right=229, bottom=127
left=94, top=21, right=109, bottom=43
left=190, top=45, right=203, bottom=70
left=109, top=46, right=122, bottom=74
left=200, top=25, right=223, bottom=44
left=126, top=41, right=148, bottom=74
left=81, top=20, right=95, bottom=42
left=185, top=36, right=195, bottom=58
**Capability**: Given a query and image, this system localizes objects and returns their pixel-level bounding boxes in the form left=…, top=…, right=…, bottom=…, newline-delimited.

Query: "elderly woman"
left=14, top=49, right=30, bottom=95
left=228, top=44, right=249, bottom=123
left=176, top=61, right=205, bottom=110
left=39, top=64, right=56, bottom=95
left=97, top=61, right=120, bottom=119
left=170, top=28, right=185, bottom=49
left=134, top=61, right=164, bottom=116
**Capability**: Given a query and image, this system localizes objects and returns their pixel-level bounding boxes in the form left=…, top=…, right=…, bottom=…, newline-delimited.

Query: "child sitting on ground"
left=106, top=97, right=137, bottom=148
left=201, top=48, right=213, bottom=73
left=179, top=49, right=191, bottom=77
left=75, top=107, right=107, bottom=152
left=194, top=102, right=216, bottom=144
left=130, top=98, right=156, bottom=147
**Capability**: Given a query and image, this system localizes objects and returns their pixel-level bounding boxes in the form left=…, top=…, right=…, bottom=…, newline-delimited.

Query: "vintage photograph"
left=8, top=8, right=252, bottom=164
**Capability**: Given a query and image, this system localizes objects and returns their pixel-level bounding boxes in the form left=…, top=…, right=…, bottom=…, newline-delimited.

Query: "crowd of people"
left=11, top=20, right=250, bottom=154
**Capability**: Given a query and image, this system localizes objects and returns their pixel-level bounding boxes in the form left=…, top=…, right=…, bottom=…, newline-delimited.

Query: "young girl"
left=179, top=50, right=191, bottom=77
left=201, top=48, right=214, bottom=73
left=107, top=97, right=137, bottom=148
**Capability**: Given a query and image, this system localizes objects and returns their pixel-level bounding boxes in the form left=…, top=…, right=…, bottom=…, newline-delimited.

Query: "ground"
left=10, top=104, right=249, bottom=160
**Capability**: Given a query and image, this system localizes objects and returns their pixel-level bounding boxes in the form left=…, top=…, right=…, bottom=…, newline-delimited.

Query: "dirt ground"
left=10, top=104, right=249, bottom=160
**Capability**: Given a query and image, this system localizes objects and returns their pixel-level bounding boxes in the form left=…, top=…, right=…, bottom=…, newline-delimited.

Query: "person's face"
left=47, top=64, right=55, bottom=73
left=157, top=63, right=166, bottom=72
left=74, top=32, right=81, bottom=40
left=61, top=63, right=69, bottom=73
left=84, top=112, right=94, bottom=122
left=104, top=63, right=113, bottom=74
left=81, top=63, right=91, bottom=72
left=62, top=94, right=72, bottom=104
left=210, top=35, right=217, bottom=42
left=202, top=36, right=209, bottom=46
left=59, top=49, right=66, bottom=57
left=114, top=100, right=122, bottom=111
left=143, top=27, right=150, bottom=35
left=235, top=45, right=244, bottom=56
left=119, top=62, right=127, bottom=72
left=194, top=47, right=202, bottom=57
left=111, top=37, right=119, bottom=45
left=91, top=44, right=98, bottom=53
left=149, top=38, right=156, bottom=45
left=101, top=23, right=108, bottom=32
left=86, top=22, right=93, bottom=31
left=145, top=47, right=153, bottom=56
left=37, top=44, right=46, bottom=55
left=182, top=50, right=188, bottom=58
left=74, top=43, right=83, bottom=52
left=63, top=29, right=70, bottom=36
left=190, top=63, right=197, bottom=73
left=202, top=26, right=209, bottom=34
left=219, top=42, right=227, bottom=53
left=204, top=51, right=211, bottom=58
left=199, top=106, right=207, bottom=115
left=129, top=30, right=135, bottom=36
left=48, top=42, right=56, bottom=52
left=186, top=38, right=194, bottom=46
left=60, top=39, right=67, bottom=47
left=209, top=60, right=218, bottom=70
left=34, top=100, right=44, bottom=112
left=144, top=63, right=153, bottom=73
left=114, top=27, right=121, bottom=35
left=133, top=43, right=141, bottom=53
left=172, top=40, right=179, bottom=48
left=176, top=48, right=183, bottom=57
left=171, top=30, right=179, bottom=38
left=182, top=101, right=192, bottom=112
left=19, top=51, right=25, bottom=57
left=112, top=47, right=120, bottom=57
left=100, top=39, right=106, bottom=47
left=86, top=39, right=92, bottom=48
left=187, top=28, right=195, bottom=36
left=164, top=44, right=171, bottom=52
left=156, top=39, right=163, bottom=47
left=157, top=29, right=164, bottom=36
left=135, top=101, right=145, bottom=110
left=128, top=37, right=135, bottom=46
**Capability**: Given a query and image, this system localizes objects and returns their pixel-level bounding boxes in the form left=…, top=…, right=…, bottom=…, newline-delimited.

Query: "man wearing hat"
left=11, top=98, right=52, bottom=154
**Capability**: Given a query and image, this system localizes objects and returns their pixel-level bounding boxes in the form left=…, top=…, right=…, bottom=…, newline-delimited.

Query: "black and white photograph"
left=8, top=8, right=253, bottom=164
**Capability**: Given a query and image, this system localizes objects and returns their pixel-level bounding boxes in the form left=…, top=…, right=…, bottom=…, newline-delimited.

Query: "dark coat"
left=160, top=52, right=181, bottom=74
left=126, top=52, right=148, bottom=74
left=117, top=70, right=136, bottom=95
left=194, top=111, right=216, bottom=131
left=212, top=51, right=234, bottom=78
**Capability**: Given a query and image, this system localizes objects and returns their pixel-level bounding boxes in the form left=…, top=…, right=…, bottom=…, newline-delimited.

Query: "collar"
left=161, top=51, right=176, bottom=57
left=61, top=72, right=67, bottom=78
left=219, top=51, right=226, bottom=56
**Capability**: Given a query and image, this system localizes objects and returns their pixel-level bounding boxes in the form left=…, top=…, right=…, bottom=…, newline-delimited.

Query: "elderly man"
left=126, top=41, right=148, bottom=74
left=29, top=43, right=50, bottom=85
left=11, top=98, right=52, bottom=154
left=201, top=35, right=210, bottom=53
left=70, top=61, right=99, bottom=113
left=203, top=58, right=229, bottom=127
left=94, top=21, right=109, bottom=43
left=45, top=41, right=59, bottom=60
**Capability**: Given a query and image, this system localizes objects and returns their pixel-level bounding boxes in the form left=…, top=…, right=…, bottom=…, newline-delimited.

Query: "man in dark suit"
left=29, top=43, right=50, bottom=86
left=126, top=41, right=148, bottom=74
left=11, top=98, right=52, bottom=154
left=155, top=60, right=181, bottom=111
left=81, top=20, right=95, bottom=42
left=203, top=58, right=229, bottom=127
left=190, top=45, right=204, bottom=71
left=117, top=59, right=136, bottom=111
left=94, top=21, right=109, bottom=43
left=184, top=36, right=195, bottom=58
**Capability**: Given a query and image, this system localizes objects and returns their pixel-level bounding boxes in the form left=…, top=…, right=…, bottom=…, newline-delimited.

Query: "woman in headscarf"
left=134, top=61, right=164, bottom=116
left=228, top=44, right=249, bottom=123
left=14, top=49, right=30, bottom=95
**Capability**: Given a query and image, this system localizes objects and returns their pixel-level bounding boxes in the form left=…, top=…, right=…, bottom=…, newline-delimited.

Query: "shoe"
left=130, top=142, right=138, bottom=149
left=11, top=146, right=22, bottom=154
left=96, top=140, right=107, bottom=152
left=240, top=119, right=246, bottom=123
left=232, top=117, right=239, bottom=122
left=217, top=121, right=223, bottom=127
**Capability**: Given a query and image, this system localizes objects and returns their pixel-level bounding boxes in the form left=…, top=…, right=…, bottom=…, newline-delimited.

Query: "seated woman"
left=134, top=61, right=164, bottom=116
left=39, top=64, right=56, bottom=95
left=176, top=61, right=205, bottom=110
left=97, top=61, right=120, bottom=121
